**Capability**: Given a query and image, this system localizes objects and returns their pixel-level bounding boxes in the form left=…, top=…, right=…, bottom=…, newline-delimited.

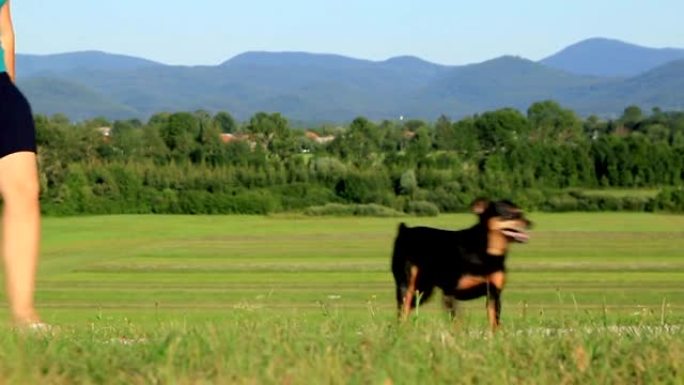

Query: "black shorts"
left=0, top=72, right=36, bottom=159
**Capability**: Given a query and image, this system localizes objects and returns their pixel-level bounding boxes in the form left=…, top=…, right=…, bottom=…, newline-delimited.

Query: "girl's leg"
left=0, top=151, right=41, bottom=324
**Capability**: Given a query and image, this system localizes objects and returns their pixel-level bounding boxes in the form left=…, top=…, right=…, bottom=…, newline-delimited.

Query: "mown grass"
left=578, top=188, right=660, bottom=198
left=0, top=213, right=682, bottom=384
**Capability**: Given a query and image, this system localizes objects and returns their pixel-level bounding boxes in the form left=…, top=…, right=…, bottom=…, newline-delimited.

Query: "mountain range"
left=15, top=37, right=684, bottom=123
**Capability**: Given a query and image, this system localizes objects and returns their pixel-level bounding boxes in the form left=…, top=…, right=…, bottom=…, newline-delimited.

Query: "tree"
left=194, top=118, right=223, bottom=165
left=527, top=100, right=582, bottom=144
left=141, top=124, right=170, bottom=163
left=245, top=112, right=287, bottom=137
left=406, top=125, right=432, bottom=162
left=159, top=112, right=200, bottom=159
left=620, top=105, right=643, bottom=131
left=398, top=169, right=417, bottom=197
left=34, top=114, right=60, bottom=148
left=450, top=117, right=480, bottom=154
left=329, top=116, right=381, bottom=165
left=583, top=115, right=608, bottom=139
left=433, top=115, right=455, bottom=151
left=50, top=113, right=71, bottom=126
left=147, top=112, right=170, bottom=127
left=474, top=108, right=529, bottom=151
left=109, top=120, right=144, bottom=160
left=213, top=111, right=237, bottom=133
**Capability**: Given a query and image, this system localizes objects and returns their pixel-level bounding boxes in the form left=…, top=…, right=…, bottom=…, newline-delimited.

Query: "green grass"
left=0, top=213, right=683, bottom=384
left=578, top=188, right=660, bottom=198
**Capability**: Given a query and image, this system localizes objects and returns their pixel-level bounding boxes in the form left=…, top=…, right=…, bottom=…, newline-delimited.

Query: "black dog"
left=391, top=199, right=531, bottom=329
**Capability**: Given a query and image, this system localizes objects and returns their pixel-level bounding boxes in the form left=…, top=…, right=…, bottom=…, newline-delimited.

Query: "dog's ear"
left=470, top=198, right=490, bottom=214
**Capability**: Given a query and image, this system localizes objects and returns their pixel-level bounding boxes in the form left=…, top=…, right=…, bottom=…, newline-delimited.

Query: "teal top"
left=0, top=0, right=6, bottom=73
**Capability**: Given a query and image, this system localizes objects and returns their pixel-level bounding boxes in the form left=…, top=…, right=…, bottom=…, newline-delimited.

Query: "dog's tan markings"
left=457, top=272, right=505, bottom=291
left=401, top=265, right=419, bottom=319
left=487, top=216, right=529, bottom=255
left=488, top=271, right=505, bottom=289
left=456, top=275, right=486, bottom=290
left=470, top=198, right=489, bottom=214
left=487, top=220, right=508, bottom=255
left=457, top=272, right=505, bottom=330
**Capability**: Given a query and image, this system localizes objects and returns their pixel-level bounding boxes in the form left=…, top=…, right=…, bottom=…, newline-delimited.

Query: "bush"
left=621, top=196, right=651, bottom=212
left=424, top=182, right=477, bottom=213
left=398, top=169, right=417, bottom=196
left=334, top=170, right=391, bottom=204
left=510, top=188, right=546, bottom=211
left=405, top=200, right=440, bottom=217
left=654, top=187, right=684, bottom=212
left=218, top=190, right=280, bottom=214
left=309, top=157, right=348, bottom=183
left=596, top=195, right=623, bottom=211
left=271, top=183, right=337, bottom=210
left=540, top=190, right=655, bottom=212
left=174, top=189, right=280, bottom=215
left=303, top=203, right=404, bottom=217
left=545, top=194, right=580, bottom=212
left=150, top=188, right=180, bottom=214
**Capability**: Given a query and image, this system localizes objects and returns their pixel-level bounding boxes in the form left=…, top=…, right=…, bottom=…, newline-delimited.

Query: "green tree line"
left=33, top=101, right=684, bottom=216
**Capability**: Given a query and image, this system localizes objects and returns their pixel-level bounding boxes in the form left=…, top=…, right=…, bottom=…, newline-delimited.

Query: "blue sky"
left=12, top=0, right=684, bottom=65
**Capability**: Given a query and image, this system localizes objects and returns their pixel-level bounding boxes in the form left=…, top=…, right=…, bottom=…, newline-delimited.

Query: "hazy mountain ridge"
left=16, top=38, right=684, bottom=122
left=540, top=37, right=684, bottom=77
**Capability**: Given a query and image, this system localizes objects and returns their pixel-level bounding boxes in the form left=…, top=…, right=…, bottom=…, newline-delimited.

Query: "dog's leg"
left=395, top=286, right=406, bottom=317
left=401, top=265, right=419, bottom=320
left=486, top=271, right=505, bottom=331
left=442, top=294, right=457, bottom=320
left=486, top=286, right=501, bottom=330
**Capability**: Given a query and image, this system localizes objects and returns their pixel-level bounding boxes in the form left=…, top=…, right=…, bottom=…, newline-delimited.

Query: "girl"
left=0, top=0, right=42, bottom=327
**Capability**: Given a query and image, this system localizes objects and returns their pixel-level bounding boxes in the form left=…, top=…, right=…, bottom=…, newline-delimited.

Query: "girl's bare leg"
left=0, top=151, right=41, bottom=324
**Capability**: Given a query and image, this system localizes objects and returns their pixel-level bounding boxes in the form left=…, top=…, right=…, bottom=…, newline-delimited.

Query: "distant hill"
left=26, top=51, right=452, bottom=121
left=17, top=51, right=163, bottom=78
left=567, top=59, right=684, bottom=115
left=541, top=38, right=684, bottom=77
left=13, top=39, right=684, bottom=122
left=17, top=52, right=163, bottom=119
left=19, top=77, right=138, bottom=120
left=415, top=56, right=604, bottom=116
left=223, top=51, right=375, bottom=68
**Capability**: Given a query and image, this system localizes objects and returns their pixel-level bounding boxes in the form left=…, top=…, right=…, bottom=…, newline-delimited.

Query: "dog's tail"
left=392, top=222, right=410, bottom=308
left=391, top=223, right=407, bottom=260
left=391, top=224, right=409, bottom=276
left=393, top=223, right=408, bottom=258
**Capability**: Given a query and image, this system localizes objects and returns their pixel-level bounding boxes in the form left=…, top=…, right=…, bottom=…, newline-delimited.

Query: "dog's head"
left=471, top=198, right=531, bottom=254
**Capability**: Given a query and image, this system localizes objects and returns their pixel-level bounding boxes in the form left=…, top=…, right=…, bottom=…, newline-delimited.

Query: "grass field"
left=0, top=213, right=683, bottom=384
left=578, top=188, right=661, bottom=198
